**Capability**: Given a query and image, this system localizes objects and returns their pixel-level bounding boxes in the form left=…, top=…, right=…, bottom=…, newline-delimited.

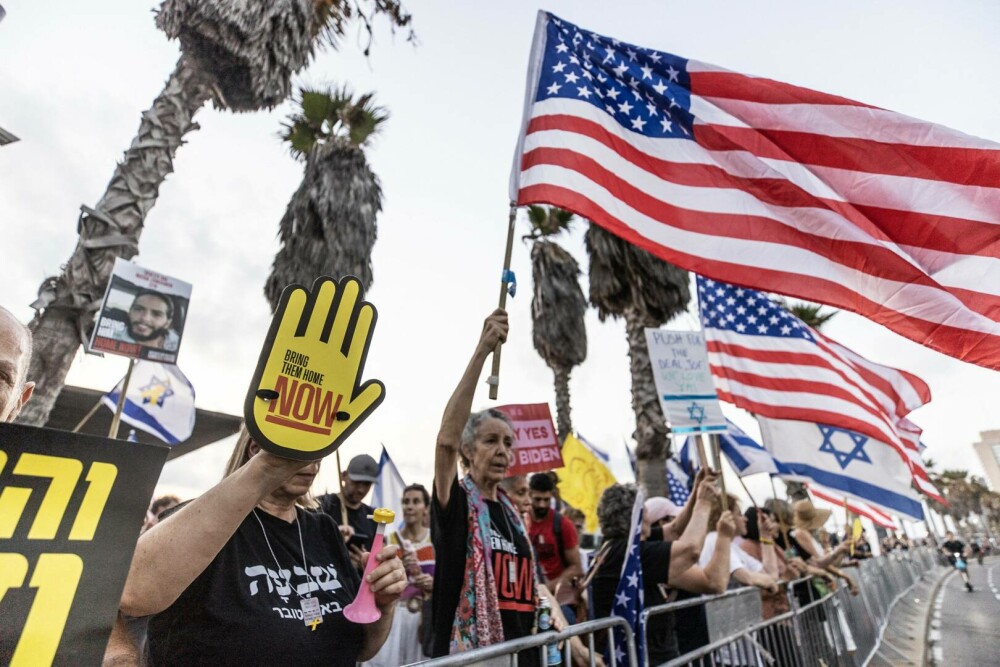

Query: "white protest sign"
left=645, top=329, right=726, bottom=435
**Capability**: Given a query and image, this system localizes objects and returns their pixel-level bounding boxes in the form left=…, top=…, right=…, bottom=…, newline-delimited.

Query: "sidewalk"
left=865, top=563, right=951, bottom=667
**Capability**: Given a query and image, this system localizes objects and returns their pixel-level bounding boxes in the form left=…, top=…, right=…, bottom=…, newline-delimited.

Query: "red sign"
left=494, top=403, right=563, bottom=476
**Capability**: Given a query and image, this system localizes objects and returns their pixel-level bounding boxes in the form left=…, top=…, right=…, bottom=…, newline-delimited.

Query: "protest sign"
left=645, top=329, right=726, bottom=435
left=245, top=276, right=385, bottom=461
left=89, top=258, right=192, bottom=364
left=0, top=423, right=168, bottom=665
left=495, top=403, right=563, bottom=475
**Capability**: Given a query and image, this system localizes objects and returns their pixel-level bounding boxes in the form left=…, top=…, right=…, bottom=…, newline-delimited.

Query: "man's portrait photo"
left=89, top=259, right=192, bottom=364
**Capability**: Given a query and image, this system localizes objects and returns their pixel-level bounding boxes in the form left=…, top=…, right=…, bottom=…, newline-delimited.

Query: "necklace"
left=252, top=507, right=318, bottom=598
left=253, top=507, right=327, bottom=630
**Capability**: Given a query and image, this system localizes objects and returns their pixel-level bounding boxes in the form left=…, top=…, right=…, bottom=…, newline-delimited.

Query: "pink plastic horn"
left=343, top=508, right=396, bottom=623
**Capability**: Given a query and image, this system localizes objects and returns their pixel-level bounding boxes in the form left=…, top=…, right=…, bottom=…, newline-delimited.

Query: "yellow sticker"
left=244, top=276, right=385, bottom=460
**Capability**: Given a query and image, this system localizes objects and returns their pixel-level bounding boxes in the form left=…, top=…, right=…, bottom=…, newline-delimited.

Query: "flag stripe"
left=695, top=123, right=1000, bottom=188
left=808, top=485, right=896, bottom=529
left=687, top=68, right=877, bottom=109
left=690, top=93, right=1000, bottom=150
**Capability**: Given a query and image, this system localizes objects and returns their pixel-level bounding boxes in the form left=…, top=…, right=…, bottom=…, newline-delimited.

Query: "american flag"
left=696, top=275, right=941, bottom=498
left=610, top=487, right=645, bottom=667
left=665, top=459, right=691, bottom=507
left=511, top=12, right=1000, bottom=371
left=697, top=275, right=929, bottom=448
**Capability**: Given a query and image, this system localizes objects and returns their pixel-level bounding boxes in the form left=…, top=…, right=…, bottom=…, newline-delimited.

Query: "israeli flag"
left=102, top=361, right=195, bottom=444
left=757, top=416, right=924, bottom=521
left=371, top=445, right=407, bottom=519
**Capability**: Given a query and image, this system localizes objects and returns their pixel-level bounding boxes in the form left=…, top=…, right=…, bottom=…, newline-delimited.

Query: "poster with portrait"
left=89, top=258, right=192, bottom=364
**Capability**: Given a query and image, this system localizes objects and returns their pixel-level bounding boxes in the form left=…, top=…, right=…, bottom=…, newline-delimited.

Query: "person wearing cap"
left=119, top=426, right=406, bottom=666
left=319, top=454, right=379, bottom=568
left=643, top=496, right=682, bottom=542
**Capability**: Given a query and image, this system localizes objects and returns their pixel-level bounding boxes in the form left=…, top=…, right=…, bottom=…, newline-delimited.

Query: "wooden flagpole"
left=108, top=358, right=136, bottom=439
left=488, top=203, right=518, bottom=400
left=73, top=398, right=104, bottom=433
left=709, top=433, right=728, bottom=501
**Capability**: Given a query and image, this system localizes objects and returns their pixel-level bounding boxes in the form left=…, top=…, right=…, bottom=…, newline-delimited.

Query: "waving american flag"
left=512, top=11, right=1000, bottom=371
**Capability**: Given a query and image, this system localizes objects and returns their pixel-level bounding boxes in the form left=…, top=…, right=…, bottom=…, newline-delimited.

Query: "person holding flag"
left=589, top=471, right=726, bottom=665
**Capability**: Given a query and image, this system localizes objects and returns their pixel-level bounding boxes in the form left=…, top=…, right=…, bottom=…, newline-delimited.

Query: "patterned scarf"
left=450, top=475, right=535, bottom=653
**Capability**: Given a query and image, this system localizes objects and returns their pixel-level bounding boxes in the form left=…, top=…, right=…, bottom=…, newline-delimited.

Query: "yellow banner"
left=554, top=434, right=617, bottom=533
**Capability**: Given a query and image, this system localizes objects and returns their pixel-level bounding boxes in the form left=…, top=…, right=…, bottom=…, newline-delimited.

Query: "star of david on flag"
left=609, top=487, right=644, bottom=667
left=817, top=425, right=872, bottom=470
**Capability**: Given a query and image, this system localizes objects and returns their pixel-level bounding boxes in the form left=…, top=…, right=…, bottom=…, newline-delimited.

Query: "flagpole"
left=488, top=202, right=518, bottom=401
left=108, top=358, right=136, bottom=439
left=335, top=449, right=349, bottom=526
left=72, top=398, right=104, bottom=433
left=709, top=433, right=728, bottom=501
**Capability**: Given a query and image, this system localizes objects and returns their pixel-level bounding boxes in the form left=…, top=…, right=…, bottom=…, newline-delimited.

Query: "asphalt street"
left=935, top=556, right=1000, bottom=665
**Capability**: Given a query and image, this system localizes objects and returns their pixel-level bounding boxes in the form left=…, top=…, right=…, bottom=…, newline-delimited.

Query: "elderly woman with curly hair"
left=590, top=477, right=729, bottom=665
left=430, top=310, right=540, bottom=666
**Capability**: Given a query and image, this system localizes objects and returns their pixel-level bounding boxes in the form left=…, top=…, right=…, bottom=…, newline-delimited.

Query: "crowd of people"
left=0, top=304, right=986, bottom=667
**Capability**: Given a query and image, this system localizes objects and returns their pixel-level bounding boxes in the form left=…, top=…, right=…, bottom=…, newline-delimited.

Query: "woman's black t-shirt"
left=431, top=475, right=537, bottom=665
left=591, top=539, right=676, bottom=664
left=146, top=505, right=363, bottom=666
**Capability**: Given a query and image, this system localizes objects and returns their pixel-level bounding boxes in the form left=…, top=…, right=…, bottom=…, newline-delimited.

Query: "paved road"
left=935, top=556, right=1000, bottom=665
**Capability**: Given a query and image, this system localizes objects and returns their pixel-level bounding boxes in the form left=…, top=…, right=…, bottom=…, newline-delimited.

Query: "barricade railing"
left=415, top=616, right=638, bottom=667
left=415, top=548, right=942, bottom=667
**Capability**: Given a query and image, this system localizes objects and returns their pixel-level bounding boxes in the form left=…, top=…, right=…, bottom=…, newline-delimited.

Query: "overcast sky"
left=3, top=0, right=1000, bottom=526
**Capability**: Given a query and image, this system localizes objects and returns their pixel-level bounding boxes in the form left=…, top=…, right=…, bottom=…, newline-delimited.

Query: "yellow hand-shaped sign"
left=244, top=276, right=385, bottom=460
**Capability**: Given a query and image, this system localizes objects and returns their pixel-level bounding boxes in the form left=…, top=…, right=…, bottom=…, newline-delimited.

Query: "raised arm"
left=667, top=471, right=720, bottom=582
left=120, top=452, right=313, bottom=616
left=670, top=511, right=735, bottom=594
left=434, top=309, right=508, bottom=508
left=662, top=468, right=706, bottom=541
left=791, top=528, right=850, bottom=569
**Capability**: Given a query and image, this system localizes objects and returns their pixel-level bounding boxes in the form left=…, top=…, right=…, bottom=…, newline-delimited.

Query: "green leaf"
left=300, top=90, right=334, bottom=127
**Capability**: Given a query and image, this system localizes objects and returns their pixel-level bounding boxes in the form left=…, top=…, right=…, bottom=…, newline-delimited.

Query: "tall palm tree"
left=264, top=87, right=386, bottom=309
left=19, top=0, right=413, bottom=426
left=525, top=206, right=587, bottom=443
left=585, top=224, right=690, bottom=497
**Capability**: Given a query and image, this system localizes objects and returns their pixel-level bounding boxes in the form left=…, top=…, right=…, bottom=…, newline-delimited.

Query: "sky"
left=3, top=0, right=1000, bottom=530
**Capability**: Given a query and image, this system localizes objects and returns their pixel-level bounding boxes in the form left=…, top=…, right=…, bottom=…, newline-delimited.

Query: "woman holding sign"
left=430, top=309, right=540, bottom=665
left=119, top=428, right=406, bottom=665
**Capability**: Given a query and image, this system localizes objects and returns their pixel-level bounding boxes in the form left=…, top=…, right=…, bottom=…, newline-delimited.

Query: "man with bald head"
left=0, top=306, right=34, bottom=422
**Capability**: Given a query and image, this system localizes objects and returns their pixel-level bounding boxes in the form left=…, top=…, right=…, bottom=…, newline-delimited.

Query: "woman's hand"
left=477, top=309, right=509, bottom=354
left=366, top=544, right=407, bottom=609
left=717, top=511, right=736, bottom=539
left=246, top=449, right=318, bottom=496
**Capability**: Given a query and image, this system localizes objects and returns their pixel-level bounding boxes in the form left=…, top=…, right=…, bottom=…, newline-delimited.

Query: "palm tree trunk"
left=552, top=364, right=572, bottom=443
left=17, top=57, right=214, bottom=427
left=624, top=306, right=670, bottom=498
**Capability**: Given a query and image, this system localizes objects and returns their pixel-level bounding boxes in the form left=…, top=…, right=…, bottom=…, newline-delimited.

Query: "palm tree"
left=525, top=206, right=587, bottom=442
left=264, top=87, right=386, bottom=309
left=585, top=224, right=689, bottom=497
left=18, top=0, right=413, bottom=426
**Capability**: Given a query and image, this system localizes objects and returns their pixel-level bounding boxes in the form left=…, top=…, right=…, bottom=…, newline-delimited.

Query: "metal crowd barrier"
left=415, top=548, right=941, bottom=667
left=415, top=616, right=638, bottom=667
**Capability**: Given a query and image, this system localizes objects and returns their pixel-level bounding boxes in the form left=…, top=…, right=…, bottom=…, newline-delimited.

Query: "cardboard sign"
left=495, top=403, right=563, bottom=475
left=89, top=258, right=193, bottom=364
left=0, top=423, right=168, bottom=665
left=645, top=329, right=726, bottom=435
left=245, top=276, right=385, bottom=460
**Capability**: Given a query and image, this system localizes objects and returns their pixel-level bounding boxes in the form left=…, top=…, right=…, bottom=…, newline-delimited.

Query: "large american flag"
left=511, top=12, right=1000, bottom=370
left=696, top=275, right=941, bottom=500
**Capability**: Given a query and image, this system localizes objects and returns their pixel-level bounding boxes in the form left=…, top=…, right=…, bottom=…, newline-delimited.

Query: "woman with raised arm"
left=430, top=309, right=540, bottom=666
left=119, top=427, right=406, bottom=666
